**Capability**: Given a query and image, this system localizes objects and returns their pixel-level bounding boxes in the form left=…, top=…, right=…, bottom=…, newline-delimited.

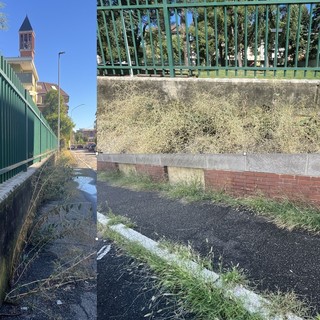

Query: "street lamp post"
left=69, top=104, right=85, bottom=148
left=57, top=51, right=65, bottom=152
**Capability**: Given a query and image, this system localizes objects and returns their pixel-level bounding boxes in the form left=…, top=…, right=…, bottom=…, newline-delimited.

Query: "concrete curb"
left=98, top=212, right=302, bottom=320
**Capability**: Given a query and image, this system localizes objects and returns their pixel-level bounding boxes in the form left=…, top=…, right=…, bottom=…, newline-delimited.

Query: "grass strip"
left=98, top=171, right=320, bottom=234
left=105, top=226, right=263, bottom=320
left=102, top=218, right=313, bottom=319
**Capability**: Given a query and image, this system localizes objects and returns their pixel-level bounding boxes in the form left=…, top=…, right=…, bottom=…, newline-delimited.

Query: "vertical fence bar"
left=244, top=5, right=248, bottom=76
left=194, top=7, right=200, bottom=77
left=254, top=6, right=258, bottom=77
left=110, top=9, right=123, bottom=75
left=146, top=9, right=156, bottom=75
left=234, top=6, right=238, bottom=77
left=100, top=1, right=116, bottom=75
left=264, top=5, right=269, bottom=77
left=284, top=4, right=291, bottom=78
left=304, top=3, right=314, bottom=77
left=224, top=5, right=228, bottom=76
left=273, top=5, right=280, bottom=77
left=184, top=7, right=191, bottom=75
left=137, top=10, right=148, bottom=75
left=174, top=8, right=182, bottom=75
left=120, top=10, right=133, bottom=76
left=316, top=20, right=320, bottom=77
left=294, top=5, right=302, bottom=78
left=204, top=6, right=209, bottom=76
left=129, top=8, right=140, bottom=74
left=163, top=0, right=174, bottom=77
left=214, top=6, right=219, bottom=76
left=155, top=8, right=165, bottom=76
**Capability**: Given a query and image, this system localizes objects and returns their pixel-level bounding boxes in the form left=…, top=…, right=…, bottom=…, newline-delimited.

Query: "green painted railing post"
left=163, top=0, right=175, bottom=77
left=24, top=90, right=29, bottom=172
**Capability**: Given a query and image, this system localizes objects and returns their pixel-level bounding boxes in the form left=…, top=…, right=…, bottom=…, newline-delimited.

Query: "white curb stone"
left=97, top=212, right=303, bottom=320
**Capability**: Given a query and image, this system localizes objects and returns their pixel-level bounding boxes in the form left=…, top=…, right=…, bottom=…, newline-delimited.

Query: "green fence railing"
left=97, top=0, right=320, bottom=78
left=0, top=56, right=57, bottom=184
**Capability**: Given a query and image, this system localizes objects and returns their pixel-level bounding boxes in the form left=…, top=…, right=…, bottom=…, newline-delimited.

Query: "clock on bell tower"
left=19, top=16, right=35, bottom=59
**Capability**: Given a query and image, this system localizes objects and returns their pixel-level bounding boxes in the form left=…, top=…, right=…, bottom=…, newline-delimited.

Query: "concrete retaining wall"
left=98, top=77, right=320, bottom=109
left=0, top=156, right=54, bottom=305
left=97, top=153, right=320, bottom=205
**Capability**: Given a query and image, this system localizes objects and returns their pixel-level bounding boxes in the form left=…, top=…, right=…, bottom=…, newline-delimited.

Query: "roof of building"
left=37, top=81, right=69, bottom=100
left=5, top=56, right=39, bottom=82
left=19, top=15, right=33, bottom=32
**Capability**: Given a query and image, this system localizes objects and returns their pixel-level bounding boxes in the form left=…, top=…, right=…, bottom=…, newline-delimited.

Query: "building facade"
left=5, top=16, right=69, bottom=110
left=36, top=81, right=69, bottom=113
left=5, top=16, right=38, bottom=103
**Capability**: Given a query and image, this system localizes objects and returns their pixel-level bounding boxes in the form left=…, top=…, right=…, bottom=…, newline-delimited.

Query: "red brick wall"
left=204, top=169, right=320, bottom=205
left=97, top=160, right=320, bottom=206
left=97, top=161, right=118, bottom=171
left=135, top=164, right=167, bottom=182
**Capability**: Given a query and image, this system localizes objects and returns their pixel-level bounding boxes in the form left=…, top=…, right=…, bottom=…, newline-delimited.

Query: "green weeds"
left=99, top=171, right=320, bottom=234
left=105, top=228, right=262, bottom=320
left=107, top=209, right=136, bottom=228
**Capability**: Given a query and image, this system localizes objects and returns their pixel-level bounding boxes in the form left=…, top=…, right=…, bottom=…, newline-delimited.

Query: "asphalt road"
left=71, top=149, right=97, bottom=170
left=97, top=181, right=320, bottom=316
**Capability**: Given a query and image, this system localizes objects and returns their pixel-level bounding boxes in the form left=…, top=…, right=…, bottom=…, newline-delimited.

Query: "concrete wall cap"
left=97, top=76, right=320, bottom=85
left=97, top=153, right=320, bottom=177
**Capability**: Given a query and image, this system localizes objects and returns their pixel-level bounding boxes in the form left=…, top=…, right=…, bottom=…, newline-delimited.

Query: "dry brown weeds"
left=98, top=83, right=320, bottom=154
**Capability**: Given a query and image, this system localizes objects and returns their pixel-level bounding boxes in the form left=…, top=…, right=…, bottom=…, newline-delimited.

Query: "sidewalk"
left=97, top=180, right=320, bottom=315
left=0, top=167, right=97, bottom=319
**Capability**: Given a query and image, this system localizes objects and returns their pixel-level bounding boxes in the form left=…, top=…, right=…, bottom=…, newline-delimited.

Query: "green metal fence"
left=97, top=0, right=320, bottom=78
left=0, top=56, right=57, bottom=184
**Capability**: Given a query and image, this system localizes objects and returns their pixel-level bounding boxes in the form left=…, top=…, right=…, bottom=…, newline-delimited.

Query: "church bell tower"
left=19, top=15, right=35, bottom=59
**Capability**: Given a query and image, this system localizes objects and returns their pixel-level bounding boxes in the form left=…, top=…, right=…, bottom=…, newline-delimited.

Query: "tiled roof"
left=37, top=81, right=69, bottom=99
left=19, top=16, right=33, bottom=32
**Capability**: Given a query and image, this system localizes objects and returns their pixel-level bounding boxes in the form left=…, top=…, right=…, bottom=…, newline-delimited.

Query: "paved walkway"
left=97, top=181, right=320, bottom=316
left=0, top=159, right=97, bottom=319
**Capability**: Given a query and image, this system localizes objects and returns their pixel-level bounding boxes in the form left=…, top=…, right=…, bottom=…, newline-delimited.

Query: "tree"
left=42, top=90, right=74, bottom=146
left=0, top=2, right=7, bottom=30
left=97, top=0, right=148, bottom=64
left=278, top=4, right=310, bottom=66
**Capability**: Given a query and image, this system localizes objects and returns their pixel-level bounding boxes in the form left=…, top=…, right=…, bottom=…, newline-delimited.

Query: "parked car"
left=88, top=143, right=96, bottom=152
left=70, top=145, right=75, bottom=150
left=77, top=144, right=83, bottom=149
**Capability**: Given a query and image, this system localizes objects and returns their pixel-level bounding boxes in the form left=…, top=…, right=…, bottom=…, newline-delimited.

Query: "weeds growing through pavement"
left=263, top=290, right=312, bottom=319
left=6, top=151, right=96, bottom=304
left=98, top=170, right=320, bottom=234
left=105, top=228, right=262, bottom=320
left=98, top=170, right=164, bottom=191
left=107, top=209, right=137, bottom=228
left=103, top=221, right=315, bottom=319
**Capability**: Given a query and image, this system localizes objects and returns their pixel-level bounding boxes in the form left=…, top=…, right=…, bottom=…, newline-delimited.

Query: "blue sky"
left=0, top=0, right=96, bottom=130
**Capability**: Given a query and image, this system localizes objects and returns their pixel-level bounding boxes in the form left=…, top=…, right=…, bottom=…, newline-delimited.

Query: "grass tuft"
left=263, top=290, right=312, bottom=319
left=98, top=171, right=164, bottom=192
left=107, top=210, right=136, bottom=228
